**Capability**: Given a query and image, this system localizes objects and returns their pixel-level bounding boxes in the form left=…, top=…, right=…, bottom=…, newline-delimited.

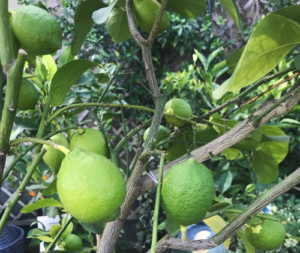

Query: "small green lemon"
left=246, top=213, right=286, bottom=251
left=42, top=133, right=70, bottom=174
left=143, top=125, right=171, bottom=143
left=166, top=135, right=188, bottom=162
left=186, top=124, right=218, bottom=147
left=161, top=158, right=214, bottom=226
left=133, top=0, right=170, bottom=34
left=62, top=234, right=82, bottom=251
left=11, top=6, right=62, bottom=55
left=164, top=98, right=192, bottom=127
left=18, top=79, right=39, bottom=111
left=70, top=128, right=109, bottom=158
left=57, top=148, right=126, bottom=223
left=101, top=207, right=121, bottom=222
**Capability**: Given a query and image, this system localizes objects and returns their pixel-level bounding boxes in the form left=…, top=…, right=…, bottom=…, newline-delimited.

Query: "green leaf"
left=214, top=9, right=300, bottom=99
left=33, top=229, right=49, bottom=237
left=226, top=46, right=245, bottom=74
left=252, top=150, right=279, bottom=184
left=280, top=118, right=300, bottom=125
left=226, top=184, right=244, bottom=195
left=42, top=178, right=57, bottom=196
left=294, top=54, right=300, bottom=70
left=209, top=117, right=238, bottom=135
left=58, top=46, right=74, bottom=68
left=211, top=60, right=227, bottom=78
left=165, top=217, right=180, bottom=237
left=222, top=147, right=240, bottom=160
left=92, top=3, right=116, bottom=24
left=50, top=222, right=72, bottom=239
left=50, top=60, right=98, bottom=106
left=157, top=222, right=165, bottom=230
left=258, top=125, right=289, bottom=163
left=107, top=7, right=131, bottom=43
left=31, top=236, right=53, bottom=243
left=94, top=73, right=110, bottom=83
left=194, top=49, right=208, bottom=71
left=21, top=199, right=63, bottom=213
left=209, top=201, right=231, bottom=212
left=79, top=221, right=105, bottom=235
left=236, top=229, right=255, bottom=253
left=219, top=0, right=242, bottom=30
left=214, top=169, right=233, bottom=194
left=42, top=55, right=57, bottom=81
left=71, top=0, right=107, bottom=55
left=207, top=48, right=222, bottom=66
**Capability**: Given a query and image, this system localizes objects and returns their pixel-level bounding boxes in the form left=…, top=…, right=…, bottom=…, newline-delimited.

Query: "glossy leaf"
left=214, top=169, right=233, bottom=193
left=42, top=55, right=57, bottom=81
left=219, top=0, right=242, bottom=30
left=58, top=46, right=74, bottom=68
left=226, top=46, right=245, bottom=74
left=92, top=3, right=116, bottom=24
left=42, top=178, right=57, bottom=196
left=222, top=147, right=240, bottom=160
left=21, top=199, right=63, bottom=213
left=214, top=8, right=300, bottom=99
left=252, top=150, right=279, bottom=184
left=165, top=217, right=180, bottom=237
left=79, top=221, right=105, bottom=235
left=71, top=0, right=107, bottom=55
left=107, top=7, right=131, bottom=43
left=50, top=60, right=98, bottom=106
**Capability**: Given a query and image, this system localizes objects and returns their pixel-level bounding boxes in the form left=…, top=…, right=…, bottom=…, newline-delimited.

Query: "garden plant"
left=1, top=0, right=300, bottom=253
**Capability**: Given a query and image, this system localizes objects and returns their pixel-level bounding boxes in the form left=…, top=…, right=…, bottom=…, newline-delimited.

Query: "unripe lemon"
left=246, top=213, right=286, bottom=251
left=70, top=128, right=109, bottom=158
left=161, top=158, right=214, bottom=226
left=18, top=80, right=39, bottom=111
left=133, top=0, right=170, bottom=34
left=11, top=6, right=62, bottom=55
left=57, top=148, right=126, bottom=223
left=62, top=234, right=82, bottom=251
left=42, top=133, right=70, bottom=174
left=143, top=125, right=171, bottom=143
left=164, top=98, right=192, bottom=127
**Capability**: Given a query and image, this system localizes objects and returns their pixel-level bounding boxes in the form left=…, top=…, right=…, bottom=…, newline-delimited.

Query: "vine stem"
left=35, top=92, right=53, bottom=154
left=197, top=65, right=297, bottom=121
left=0, top=149, right=47, bottom=234
left=2, top=121, right=87, bottom=183
left=150, top=154, right=165, bottom=253
left=46, top=216, right=74, bottom=252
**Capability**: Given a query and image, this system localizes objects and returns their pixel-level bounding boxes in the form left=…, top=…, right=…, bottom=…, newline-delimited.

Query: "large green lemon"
left=133, top=0, right=170, bottom=34
left=186, top=124, right=218, bottom=147
left=61, top=234, right=82, bottom=251
left=18, top=79, right=39, bottom=111
left=166, top=0, right=207, bottom=19
left=246, top=213, right=286, bottom=251
left=11, top=6, right=62, bottom=55
left=161, top=158, right=214, bottom=226
left=70, top=128, right=109, bottom=158
left=143, top=125, right=171, bottom=143
left=166, top=135, right=188, bottom=162
left=57, top=148, right=126, bottom=223
left=42, top=133, right=70, bottom=174
left=164, top=98, right=192, bottom=127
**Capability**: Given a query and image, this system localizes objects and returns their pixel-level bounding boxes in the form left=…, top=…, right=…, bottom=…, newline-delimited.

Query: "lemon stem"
left=77, top=128, right=84, bottom=135
left=56, top=145, right=71, bottom=155
left=180, top=225, right=188, bottom=241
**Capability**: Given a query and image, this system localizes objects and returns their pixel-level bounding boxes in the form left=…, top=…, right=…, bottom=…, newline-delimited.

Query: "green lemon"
left=101, top=207, right=121, bottom=222
left=18, top=79, right=39, bottom=111
left=232, top=128, right=262, bottom=151
left=143, top=125, right=171, bottom=143
left=57, top=148, right=126, bottom=223
left=9, top=13, right=20, bottom=59
left=164, top=98, right=192, bottom=127
left=42, top=133, right=70, bottom=174
left=165, top=135, right=188, bottom=162
left=11, top=6, right=62, bottom=56
left=186, top=124, right=218, bottom=147
left=62, top=234, right=82, bottom=251
left=133, top=0, right=170, bottom=34
left=70, top=128, right=109, bottom=158
left=246, top=213, right=286, bottom=251
left=166, top=0, right=207, bottom=19
left=161, top=158, right=214, bottom=226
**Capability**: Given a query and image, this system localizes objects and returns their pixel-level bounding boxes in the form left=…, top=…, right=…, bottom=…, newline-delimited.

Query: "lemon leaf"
left=21, top=199, right=63, bottom=213
left=219, top=0, right=242, bottom=31
left=42, top=178, right=57, bottom=196
left=252, top=150, right=279, bottom=184
left=50, top=60, right=98, bottom=106
left=71, top=0, right=107, bottom=55
left=58, top=46, right=74, bottom=68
